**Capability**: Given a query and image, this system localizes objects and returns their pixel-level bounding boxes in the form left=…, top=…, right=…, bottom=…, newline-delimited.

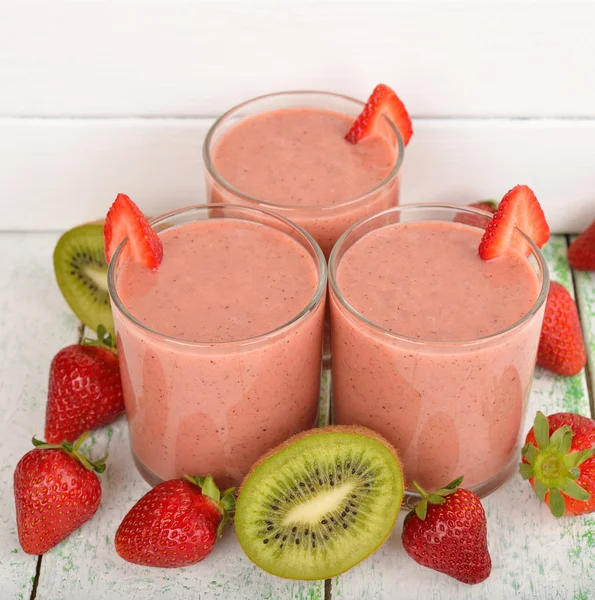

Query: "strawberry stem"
left=408, top=476, right=464, bottom=521
left=81, top=324, right=116, bottom=353
left=32, top=433, right=107, bottom=474
left=184, top=474, right=237, bottom=537
left=412, top=481, right=428, bottom=499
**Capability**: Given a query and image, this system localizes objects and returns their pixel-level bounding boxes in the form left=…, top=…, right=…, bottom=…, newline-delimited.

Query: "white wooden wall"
left=1, top=0, right=594, bottom=232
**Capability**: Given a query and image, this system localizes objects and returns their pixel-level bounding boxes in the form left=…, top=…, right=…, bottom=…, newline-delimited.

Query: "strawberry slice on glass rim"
left=104, top=193, right=163, bottom=270
left=478, top=184, right=550, bottom=260
left=345, top=84, right=413, bottom=146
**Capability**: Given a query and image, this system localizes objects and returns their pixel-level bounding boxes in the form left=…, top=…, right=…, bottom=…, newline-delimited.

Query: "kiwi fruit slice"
left=53, top=224, right=114, bottom=334
left=235, top=425, right=404, bottom=580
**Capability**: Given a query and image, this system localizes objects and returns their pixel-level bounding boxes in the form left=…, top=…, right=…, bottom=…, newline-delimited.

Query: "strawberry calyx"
left=408, top=475, right=464, bottom=521
left=520, top=411, right=595, bottom=518
left=80, top=324, right=116, bottom=353
left=32, top=432, right=108, bottom=474
left=184, top=474, right=236, bottom=537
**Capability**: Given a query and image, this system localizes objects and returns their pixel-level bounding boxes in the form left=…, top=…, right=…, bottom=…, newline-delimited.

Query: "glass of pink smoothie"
left=203, top=91, right=404, bottom=259
left=329, top=204, right=549, bottom=499
left=108, top=205, right=327, bottom=489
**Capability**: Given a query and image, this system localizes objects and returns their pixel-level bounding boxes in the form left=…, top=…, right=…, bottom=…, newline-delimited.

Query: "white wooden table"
left=1, top=232, right=594, bottom=600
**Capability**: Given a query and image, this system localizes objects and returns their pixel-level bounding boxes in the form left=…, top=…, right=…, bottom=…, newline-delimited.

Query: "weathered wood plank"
left=35, top=353, right=331, bottom=598
left=3, top=1, right=595, bottom=119
left=5, top=232, right=592, bottom=599
left=0, top=233, right=80, bottom=599
left=572, top=243, right=595, bottom=410
left=333, top=235, right=595, bottom=600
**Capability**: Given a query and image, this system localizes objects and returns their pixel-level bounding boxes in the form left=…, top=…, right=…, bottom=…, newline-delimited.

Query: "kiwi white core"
left=85, top=264, right=108, bottom=291
left=283, top=482, right=355, bottom=526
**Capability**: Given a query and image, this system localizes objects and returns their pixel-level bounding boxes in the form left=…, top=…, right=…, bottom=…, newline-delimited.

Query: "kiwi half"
left=53, top=224, right=114, bottom=334
left=235, top=425, right=404, bottom=580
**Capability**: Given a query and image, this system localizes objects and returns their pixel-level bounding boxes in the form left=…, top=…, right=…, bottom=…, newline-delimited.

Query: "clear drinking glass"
left=202, top=91, right=405, bottom=259
left=329, top=204, right=549, bottom=499
left=108, top=205, right=327, bottom=489
left=203, top=91, right=405, bottom=366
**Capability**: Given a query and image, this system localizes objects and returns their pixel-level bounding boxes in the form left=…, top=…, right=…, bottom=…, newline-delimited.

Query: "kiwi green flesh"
left=235, top=431, right=404, bottom=580
left=53, top=224, right=114, bottom=335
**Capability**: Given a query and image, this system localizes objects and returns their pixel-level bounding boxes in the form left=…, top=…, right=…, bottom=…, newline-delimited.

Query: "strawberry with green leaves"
left=115, top=475, right=235, bottom=568
left=45, top=325, right=124, bottom=444
left=401, top=476, right=491, bottom=584
left=14, top=433, right=106, bottom=554
left=520, top=411, right=595, bottom=517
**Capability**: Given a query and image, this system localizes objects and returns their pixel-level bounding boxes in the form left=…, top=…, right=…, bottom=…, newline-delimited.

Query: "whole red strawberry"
left=454, top=200, right=498, bottom=228
left=115, top=475, right=235, bottom=568
left=520, top=411, right=595, bottom=517
left=45, top=326, right=124, bottom=444
left=568, top=219, right=595, bottom=271
left=537, top=282, right=586, bottom=376
left=14, top=434, right=106, bottom=554
left=401, top=477, right=491, bottom=584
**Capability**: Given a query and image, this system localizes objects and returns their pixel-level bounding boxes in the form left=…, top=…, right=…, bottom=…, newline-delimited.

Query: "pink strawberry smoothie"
left=112, top=216, right=325, bottom=488
left=330, top=219, right=545, bottom=492
left=207, top=106, right=400, bottom=257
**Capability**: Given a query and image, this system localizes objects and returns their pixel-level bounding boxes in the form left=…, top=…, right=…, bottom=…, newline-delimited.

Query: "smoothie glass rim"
left=202, top=90, right=405, bottom=212
left=329, top=203, right=550, bottom=347
left=107, top=203, right=327, bottom=347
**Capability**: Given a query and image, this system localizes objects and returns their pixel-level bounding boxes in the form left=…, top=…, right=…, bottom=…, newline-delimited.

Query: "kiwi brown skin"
left=53, top=223, right=114, bottom=335
left=236, top=424, right=404, bottom=580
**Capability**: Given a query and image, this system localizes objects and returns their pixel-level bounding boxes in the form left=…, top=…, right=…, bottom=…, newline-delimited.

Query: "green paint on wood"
left=296, top=587, right=323, bottom=600
left=569, top=544, right=581, bottom=559
left=579, top=519, right=595, bottom=548
left=561, top=375, right=587, bottom=414
left=542, top=237, right=572, bottom=290
left=567, top=519, right=595, bottom=563
left=62, top=555, right=74, bottom=572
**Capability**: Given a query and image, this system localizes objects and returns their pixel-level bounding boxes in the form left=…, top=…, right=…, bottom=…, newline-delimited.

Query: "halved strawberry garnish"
left=345, top=84, right=413, bottom=146
left=478, top=185, right=550, bottom=260
left=104, top=194, right=163, bottom=270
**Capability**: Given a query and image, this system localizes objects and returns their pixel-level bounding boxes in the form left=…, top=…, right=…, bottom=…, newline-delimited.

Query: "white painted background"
left=1, top=0, right=594, bottom=231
